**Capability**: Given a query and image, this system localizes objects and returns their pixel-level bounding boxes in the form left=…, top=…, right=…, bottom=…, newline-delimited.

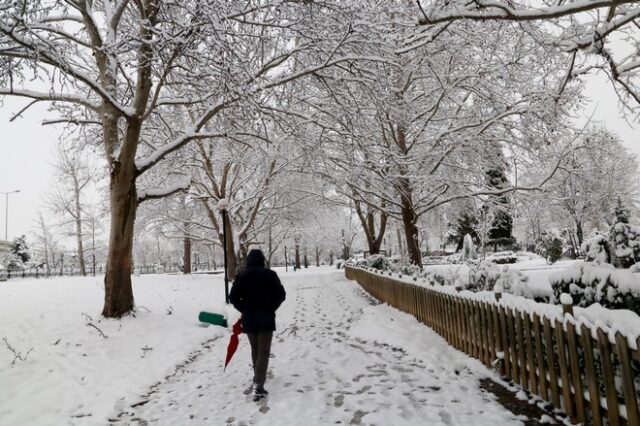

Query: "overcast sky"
left=0, top=73, right=639, bottom=243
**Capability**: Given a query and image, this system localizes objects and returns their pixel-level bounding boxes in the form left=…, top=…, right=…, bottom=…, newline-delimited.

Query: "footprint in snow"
left=356, top=385, right=371, bottom=394
left=350, top=410, right=368, bottom=425
left=352, top=374, right=365, bottom=382
left=439, top=410, right=453, bottom=425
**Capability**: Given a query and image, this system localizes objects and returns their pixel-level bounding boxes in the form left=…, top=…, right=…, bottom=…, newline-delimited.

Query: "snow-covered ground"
left=1, top=268, right=530, bottom=425
left=0, top=273, right=226, bottom=425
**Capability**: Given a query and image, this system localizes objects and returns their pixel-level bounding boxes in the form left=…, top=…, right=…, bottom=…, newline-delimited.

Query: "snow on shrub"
left=467, top=260, right=530, bottom=297
left=538, top=230, right=563, bottom=264
left=486, top=251, right=518, bottom=264
left=467, top=260, right=500, bottom=292
left=363, top=254, right=390, bottom=271
left=608, top=198, right=640, bottom=268
left=550, top=263, right=640, bottom=315
left=582, top=232, right=611, bottom=265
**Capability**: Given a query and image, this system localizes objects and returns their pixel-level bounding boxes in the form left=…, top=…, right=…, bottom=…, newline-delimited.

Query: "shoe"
left=253, top=386, right=268, bottom=400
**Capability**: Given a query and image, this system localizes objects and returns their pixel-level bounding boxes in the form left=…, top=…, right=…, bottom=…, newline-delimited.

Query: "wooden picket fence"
left=345, top=266, right=640, bottom=425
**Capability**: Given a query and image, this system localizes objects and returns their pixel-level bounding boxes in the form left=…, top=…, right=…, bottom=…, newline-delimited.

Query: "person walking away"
left=229, top=249, right=286, bottom=401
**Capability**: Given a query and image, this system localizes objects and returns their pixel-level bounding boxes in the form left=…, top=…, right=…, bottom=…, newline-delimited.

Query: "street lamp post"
left=1, top=190, right=21, bottom=242
left=218, top=198, right=230, bottom=304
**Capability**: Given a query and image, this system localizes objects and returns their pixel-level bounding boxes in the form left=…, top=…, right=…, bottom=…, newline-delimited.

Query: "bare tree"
left=533, top=127, right=640, bottom=246
left=417, top=1, right=640, bottom=115
left=32, top=212, right=57, bottom=276
left=0, top=1, right=387, bottom=316
left=310, top=7, right=582, bottom=266
left=48, top=141, right=94, bottom=275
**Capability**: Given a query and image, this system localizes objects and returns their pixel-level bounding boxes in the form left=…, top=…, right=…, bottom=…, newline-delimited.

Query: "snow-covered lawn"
left=0, top=273, right=227, bottom=425
left=2, top=268, right=527, bottom=425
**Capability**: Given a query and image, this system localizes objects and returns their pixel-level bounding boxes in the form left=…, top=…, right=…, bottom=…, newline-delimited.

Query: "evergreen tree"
left=6, top=235, right=31, bottom=270
left=11, top=235, right=30, bottom=263
left=538, top=231, right=563, bottom=264
left=448, top=211, right=479, bottom=252
left=608, top=197, right=640, bottom=268
left=486, top=169, right=514, bottom=251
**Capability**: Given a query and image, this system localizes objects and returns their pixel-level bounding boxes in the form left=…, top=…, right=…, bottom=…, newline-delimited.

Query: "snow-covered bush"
left=582, top=232, right=611, bottom=264
left=467, top=261, right=529, bottom=296
left=538, top=231, right=563, bottom=264
left=4, top=254, right=25, bottom=271
left=550, top=263, right=640, bottom=315
left=363, top=254, right=390, bottom=271
left=486, top=251, right=518, bottom=264
left=608, top=198, right=640, bottom=268
left=630, top=262, right=640, bottom=273
left=467, top=260, right=501, bottom=292
left=423, top=268, right=461, bottom=287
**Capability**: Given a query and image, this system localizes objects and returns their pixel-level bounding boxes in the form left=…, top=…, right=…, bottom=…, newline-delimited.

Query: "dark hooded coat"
left=229, top=250, right=286, bottom=333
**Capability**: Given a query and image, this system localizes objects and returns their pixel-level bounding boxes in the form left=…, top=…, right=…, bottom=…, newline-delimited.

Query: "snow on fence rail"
left=345, top=266, right=640, bottom=425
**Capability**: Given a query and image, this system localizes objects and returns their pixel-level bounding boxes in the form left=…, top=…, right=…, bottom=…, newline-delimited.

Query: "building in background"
left=0, top=240, right=11, bottom=258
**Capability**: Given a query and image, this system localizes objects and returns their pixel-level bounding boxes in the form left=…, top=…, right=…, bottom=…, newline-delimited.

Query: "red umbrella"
left=224, top=318, right=243, bottom=371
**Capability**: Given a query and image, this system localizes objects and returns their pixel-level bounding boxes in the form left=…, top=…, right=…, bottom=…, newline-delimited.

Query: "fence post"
left=532, top=314, right=547, bottom=402
left=565, top=322, right=585, bottom=423
left=523, top=314, right=538, bottom=395
left=543, top=317, right=561, bottom=409
left=597, top=329, right=620, bottom=425
left=614, top=332, right=639, bottom=425
left=581, top=324, right=603, bottom=426
left=498, top=306, right=510, bottom=379
left=555, top=320, right=574, bottom=420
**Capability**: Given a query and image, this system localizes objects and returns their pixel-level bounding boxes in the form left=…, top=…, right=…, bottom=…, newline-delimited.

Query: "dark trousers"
left=246, top=331, right=273, bottom=389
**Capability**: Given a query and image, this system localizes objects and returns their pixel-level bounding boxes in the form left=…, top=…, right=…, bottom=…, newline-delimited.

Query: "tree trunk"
left=183, top=237, right=191, bottom=274
left=396, top=226, right=404, bottom=257
left=315, top=246, right=320, bottom=266
left=295, top=244, right=301, bottom=269
left=398, top=177, right=422, bottom=267
left=92, top=220, right=96, bottom=276
left=267, top=226, right=273, bottom=268
left=354, top=200, right=388, bottom=256
left=340, top=229, right=350, bottom=260
left=74, top=183, right=86, bottom=276
left=575, top=220, right=584, bottom=246
left=224, top=214, right=238, bottom=277
left=102, top=165, right=137, bottom=318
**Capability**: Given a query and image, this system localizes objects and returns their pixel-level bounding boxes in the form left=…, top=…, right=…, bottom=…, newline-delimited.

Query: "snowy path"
left=115, top=269, right=525, bottom=426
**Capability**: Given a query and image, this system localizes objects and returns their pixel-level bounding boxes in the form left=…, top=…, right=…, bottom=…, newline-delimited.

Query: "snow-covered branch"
left=418, top=0, right=635, bottom=24
left=137, top=178, right=191, bottom=204
left=0, top=89, right=100, bottom=112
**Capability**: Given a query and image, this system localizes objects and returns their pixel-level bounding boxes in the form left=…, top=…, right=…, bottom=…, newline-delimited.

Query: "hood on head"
left=246, top=249, right=266, bottom=268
